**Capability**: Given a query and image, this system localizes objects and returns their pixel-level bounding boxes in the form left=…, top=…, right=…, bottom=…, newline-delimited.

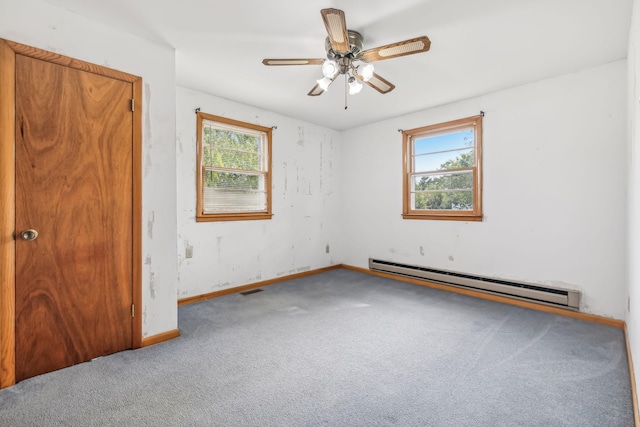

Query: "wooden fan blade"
left=262, top=58, right=324, bottom=66
left=307, top=83, right=325, bottom=96
left=361, top=72, right=395, bottom=94
left=360, top=36, right=431, bottom=62
left=321, top=8, right=350, bottom=54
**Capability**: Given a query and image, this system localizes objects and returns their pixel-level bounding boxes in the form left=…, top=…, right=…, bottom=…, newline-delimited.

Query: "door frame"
left=0, top=39, right=143, bottom=388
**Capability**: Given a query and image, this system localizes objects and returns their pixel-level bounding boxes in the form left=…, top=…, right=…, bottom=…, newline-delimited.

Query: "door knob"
left=20, top=229, right=38, bottom=241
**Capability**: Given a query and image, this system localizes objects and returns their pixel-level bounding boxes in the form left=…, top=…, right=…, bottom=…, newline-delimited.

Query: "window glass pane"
left=208, top=148, right=260, bottom=170
left=204, top=170, right=263, bottom=190
left=203, top=170, right=266, bottom=212
left=412, top=190, right=474, bottom=211
left=412, top=171, right=473, bottom=192
left=202, top=123, right=264, bottom=170
left=414, top=148, right=474, bottom=172
left=203, top=125, right=261, bottom=152
left=413, top=129, right=474, bottom=155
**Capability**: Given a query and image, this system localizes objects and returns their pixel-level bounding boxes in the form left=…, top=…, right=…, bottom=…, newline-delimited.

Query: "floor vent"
left=369, top=258, right=580, bottom=310
left=240, top=289, right=263, bottom=296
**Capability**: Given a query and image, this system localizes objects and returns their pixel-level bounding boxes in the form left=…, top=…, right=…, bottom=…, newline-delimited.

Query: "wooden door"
left=14, top=54, right=134, bottom=381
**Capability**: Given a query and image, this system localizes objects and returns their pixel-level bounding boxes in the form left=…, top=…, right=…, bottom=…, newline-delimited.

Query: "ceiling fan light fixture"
left=322, top=59, right=338, bottom=78
left=348, top=76, right=363, bottom=95
left=359, top=63, right=375, bottom=82
left=317, top=76, right=333, bottom=91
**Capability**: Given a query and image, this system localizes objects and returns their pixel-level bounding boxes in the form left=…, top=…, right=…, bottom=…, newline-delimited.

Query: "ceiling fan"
left=262, top=8, right=431, bottom=100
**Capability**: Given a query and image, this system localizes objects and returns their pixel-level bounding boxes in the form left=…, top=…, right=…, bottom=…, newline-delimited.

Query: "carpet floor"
left=0, top=268, right=634, bottom=426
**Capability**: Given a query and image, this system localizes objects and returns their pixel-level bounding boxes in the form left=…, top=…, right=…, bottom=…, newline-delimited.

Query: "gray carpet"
left=0, top=269, right=634, bottom=426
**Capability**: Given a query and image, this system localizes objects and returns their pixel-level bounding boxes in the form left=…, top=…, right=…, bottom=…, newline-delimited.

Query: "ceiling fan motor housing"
left=325, top=30, right=364, bottom=59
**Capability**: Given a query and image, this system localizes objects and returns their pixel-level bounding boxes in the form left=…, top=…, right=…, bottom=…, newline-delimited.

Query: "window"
left=402, top=114, right=482, bottom=221
left=196, top=112, right=272, bottom=222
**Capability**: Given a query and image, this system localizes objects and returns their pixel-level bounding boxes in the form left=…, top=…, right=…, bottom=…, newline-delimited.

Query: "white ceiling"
left=42, top=0, right=633, bottom=130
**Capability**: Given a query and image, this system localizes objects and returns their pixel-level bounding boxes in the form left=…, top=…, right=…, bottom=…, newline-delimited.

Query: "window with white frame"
left=196, top=112, right=272, bottom=222
left=402, top=114, right=483, bottom=221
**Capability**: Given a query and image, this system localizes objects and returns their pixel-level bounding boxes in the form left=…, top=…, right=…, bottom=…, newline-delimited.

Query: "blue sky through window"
left=414, top=128, right=474, bottom=172
left=414, top=129, right=474, bottom=155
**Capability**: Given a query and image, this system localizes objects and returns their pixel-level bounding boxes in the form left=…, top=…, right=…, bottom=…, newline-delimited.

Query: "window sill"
left=402, top=213, right=483, bottom=222
left=196, top=213, right=273, bottom=222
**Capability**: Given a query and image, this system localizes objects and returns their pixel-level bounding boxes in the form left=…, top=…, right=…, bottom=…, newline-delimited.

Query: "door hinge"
left=131, top=304, right=135, bottom=317
left=130, top=99, right=135, bottom=112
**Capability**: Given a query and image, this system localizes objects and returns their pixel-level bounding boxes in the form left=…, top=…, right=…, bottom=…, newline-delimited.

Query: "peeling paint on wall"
left=183, top=239, right=193, bottom=260
left=149, top=271, right=156, bottom=299
left=294, top=165, right=312, bottom=195
left=147, top=211, right=155, bottom=239
left=283, top=162, right=288, bottom=192
left=297, top=126, right=304, bottom=146
left=143, top=305, right=147, bottom=328
left=145, top=255, right=152, bottom=265
left=419, top=246, right=425, bottom=256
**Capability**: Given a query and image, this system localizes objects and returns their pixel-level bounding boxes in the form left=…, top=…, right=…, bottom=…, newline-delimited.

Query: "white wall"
left=0, top=0, right=630, bottom=339
left=0, top=0, right=178, bottom=338
left=627, top=0, right=640, bottom=394
left=176, top=87, right=342, bottom=298
left=341, top=60, right=628, bottom=319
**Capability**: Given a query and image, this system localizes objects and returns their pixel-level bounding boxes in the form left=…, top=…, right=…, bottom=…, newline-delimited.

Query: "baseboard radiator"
left=369, top=258, right=580, bottom=310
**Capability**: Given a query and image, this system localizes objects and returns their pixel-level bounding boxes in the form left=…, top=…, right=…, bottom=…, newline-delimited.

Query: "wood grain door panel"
left=15, top=55, right=133, bottom=381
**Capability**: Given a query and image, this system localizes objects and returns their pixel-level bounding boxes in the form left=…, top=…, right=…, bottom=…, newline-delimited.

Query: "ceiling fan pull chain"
left=344, top=74, right=348, bottom=110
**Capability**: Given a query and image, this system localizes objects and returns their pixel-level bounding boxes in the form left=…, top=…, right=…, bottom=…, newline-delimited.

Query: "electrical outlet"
left=185, top=246, right=193, bottom=258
